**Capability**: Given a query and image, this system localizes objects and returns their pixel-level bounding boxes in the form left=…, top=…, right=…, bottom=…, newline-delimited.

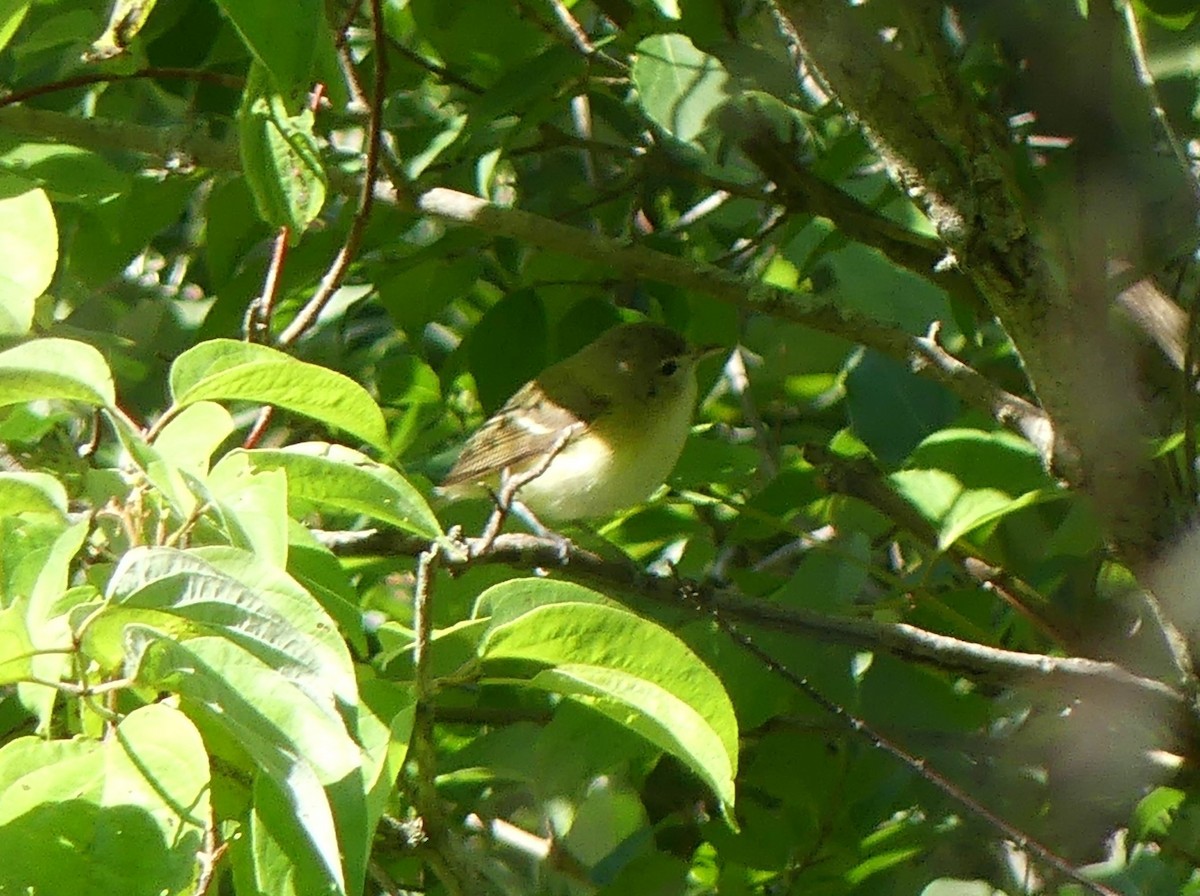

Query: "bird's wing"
left=441, top=381, right=609, bottom=487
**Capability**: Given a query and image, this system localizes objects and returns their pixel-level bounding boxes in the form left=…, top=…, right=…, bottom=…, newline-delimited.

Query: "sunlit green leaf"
left=168, top=339, right=388, bottom=450
left=225, top=442, right=441, bottom=539
left=0, top=338, right=114, bottom=408
left=238, top=62, right=326, bottom=235
left=0, top=175, right=55, bottom=336
left=0, top=704, right=210, bottom=896
left=130, top=631, right=353, bottom=891
left=214, top=0, right=323, bottom=93
left=632, top=34, right=730, bottom=143
left=481, top=598, right=738, bottom=809
left=106, top=545, right=356, bottom=710
left=0, top=472, right=67, bottom=520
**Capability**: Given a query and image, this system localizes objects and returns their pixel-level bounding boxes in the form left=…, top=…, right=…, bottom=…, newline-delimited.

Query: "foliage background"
left=3, top=0, right=1200, bottom=894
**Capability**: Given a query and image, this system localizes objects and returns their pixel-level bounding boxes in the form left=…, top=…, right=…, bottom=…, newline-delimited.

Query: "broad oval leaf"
left=0, top=472, right=68, bottom=520
left=205, top=459, right=290, bottom=567
left=0, top=176, right=55, bottom=336
left=537, top=664, right=735, bottom=809
left=0, top=337, right=115, bottom=408
left=480, top=599, right=738, bottom=809
left=168, top=339, right=388, bottom=450
left=0, top=704, right=210, bottom=896
left=894, top=428, right=1061, bottom=549
left=105, top=545, right=356, bottom=710
left=226, top=442, right=441, bottom=539
left=238, top=62, right=327, bottom=234
left=129, top=629, right=360, bottom=786
left=128, top=631, right=352, bottom=891
left=632, top=34, right=730, bottom=144
left=473, top=576, right=616, bottom=625
left=215, top=0, right=323, bottom=94
left=152, top=401, right=236, bottom=476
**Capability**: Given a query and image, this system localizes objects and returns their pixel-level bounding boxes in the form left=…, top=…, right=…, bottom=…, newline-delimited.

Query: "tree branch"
left=332, top=529, right=1191, bottom=727
left=775, top=1, right=1192, bottom=566
left=0, top=104, right=1055, bottom=458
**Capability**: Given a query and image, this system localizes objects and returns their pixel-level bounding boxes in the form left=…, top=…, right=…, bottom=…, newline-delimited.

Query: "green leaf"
left=480, top=599, right=738, bottom=809
left=1138, top=0, right=1200, bottom=27
left=168, top=339, right=388, bottom=450
left=936, top=486, right=1051, bottom=549
left=152, top=401, right=236, bottom=477
left=0, top=603, right=34, bottom=685
left=1132, top=787, right=1185, bottom=840
left=537, top=663, right=735, bottom=808
left=0, top=175, right=56, bottom=336
left=906, top=428, right=1048, bottom=492
left=0, top=0, right=30, bottom=53
left=238, top=62, right=327, bottom=234
left=206, top=459, right=290, bottom=567
left=0, top=337, right=115, bottom=408
left=0, top=139, right=131, bottom=202
left=473, top=576, right=617, bottom=625
left=108, top=412, right=199, bottom=520
left=893, top=428, right=1061, bottom=549
left=0, top=704, right=210, bottom=896
left=846, top=350, right=959, bottom=466
left=0, top=472, right=68, bottom=520
left=131, top=632, right=354, bottom=891
left=237, top=770, right=345, bottom=896
left=377, top=255, right=483, bottom=334
left=226, top=442, right=442, bottom=539
left=214, top=0, right=323, bottom=94
left=106, top=545, right=357, bottom=710
left=468, top=289, right=547, bottom=413
left=632, top=34, right=731, bottom=143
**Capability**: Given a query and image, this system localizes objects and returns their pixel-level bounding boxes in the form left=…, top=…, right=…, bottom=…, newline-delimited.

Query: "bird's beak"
left=694, top=343, right=725, bottom=362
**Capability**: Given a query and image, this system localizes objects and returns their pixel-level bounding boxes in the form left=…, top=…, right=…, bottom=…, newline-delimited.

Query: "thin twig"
left=408, top=543, right=483, bottom=895
left=724, top=346, right=779, bottom=477
left=334, top=0, right=366, bottom=48
left=366, top=860, right=403, bottom=896
left=245, top=229, right=290, bottom=343
left=387, top=38, right=484, bottom=94
left=690, top=596, right=1121, bottom=896
left=241, top=406, right=274, bottom=449
left=275, top=0, right=387, bottom=347
left=1122, top=1, right=1196, bottom=195
left=520, top=0, right=628, bottom=72
left=331, top=529, right=1191, bottom=724
left=545, top=0, right=598, bottom=57
left=194, top=811, right=228, bottom=896
left=413, top=544, right=438, bottom=701
left=0, top=68, right=243, bottom=110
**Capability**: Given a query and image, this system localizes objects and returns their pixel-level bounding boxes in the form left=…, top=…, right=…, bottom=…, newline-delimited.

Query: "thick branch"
left=778, top=1, right=1183, bottom=565
left=0, top=105, right=1053, bottom=454
left=332, top=530, right=1190, bottom=726
left=410, top=187, right=1055, bottom=457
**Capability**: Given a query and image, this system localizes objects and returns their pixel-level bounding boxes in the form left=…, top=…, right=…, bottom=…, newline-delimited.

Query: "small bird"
left=440, top=322, right=714, bottom=521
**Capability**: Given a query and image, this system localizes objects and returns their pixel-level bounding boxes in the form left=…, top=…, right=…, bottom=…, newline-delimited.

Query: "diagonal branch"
left=0, top=104, right=1056, bottom=459
left=330, top=529, right=1192, bottom=728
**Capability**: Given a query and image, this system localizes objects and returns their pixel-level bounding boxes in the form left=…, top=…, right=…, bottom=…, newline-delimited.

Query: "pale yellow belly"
left=518, top=396, right=694, bottom=520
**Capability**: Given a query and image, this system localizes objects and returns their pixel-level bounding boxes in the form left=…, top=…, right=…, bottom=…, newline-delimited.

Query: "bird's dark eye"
left=660, top=359, right=679, bottom=376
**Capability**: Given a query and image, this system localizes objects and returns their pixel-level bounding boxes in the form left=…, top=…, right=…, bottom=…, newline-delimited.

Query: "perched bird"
left=441, top=321, right=713, bottom=521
